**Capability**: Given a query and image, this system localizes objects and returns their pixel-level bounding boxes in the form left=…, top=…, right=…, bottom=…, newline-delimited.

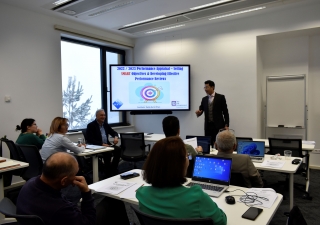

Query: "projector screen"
left=110, top=65, right=190, bottom=111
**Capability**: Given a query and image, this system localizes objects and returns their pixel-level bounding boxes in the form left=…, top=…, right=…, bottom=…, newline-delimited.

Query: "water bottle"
left=78, top=138, right=83, bottom=145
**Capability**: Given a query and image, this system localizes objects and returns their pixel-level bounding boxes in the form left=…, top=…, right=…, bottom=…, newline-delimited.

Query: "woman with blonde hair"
left=40, top=117, right=85, bottom=161
left=136, top=136, right=227, bottom=225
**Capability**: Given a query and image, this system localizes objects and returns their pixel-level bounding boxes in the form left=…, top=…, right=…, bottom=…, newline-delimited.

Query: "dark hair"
left=142, top=136, right=187, bottom=187
left=42, top=153, right=76, bottom=180
left=15, top=118, right=35, bottom=133
left=162, top=116, right=179, bottom=137
left=205, top=80, right=215, bottom=88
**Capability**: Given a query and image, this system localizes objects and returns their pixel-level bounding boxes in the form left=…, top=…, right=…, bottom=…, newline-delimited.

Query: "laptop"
left=185, top=135, right=211, bottom=154
left=236, top=141, right=265, bottom=162
left=85, top=145, right=106, bottom=150
left=185, top=155, right=232, bottom=197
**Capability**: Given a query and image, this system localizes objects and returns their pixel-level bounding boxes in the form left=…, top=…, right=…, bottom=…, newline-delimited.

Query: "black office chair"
left=230, top=172, right=247, bottom=188
left=268, top=138, right=311, bottom=200
left=0, top=197, right=45, bottom=225
left=131, top=205, right=214, bottom=225
left=120, top=133, right=150, bottom=169
left=15, top=144, right=43, bottom=181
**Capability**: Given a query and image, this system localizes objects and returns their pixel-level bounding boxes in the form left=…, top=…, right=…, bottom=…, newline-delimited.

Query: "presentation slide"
left=110, top=65, right=190, bottom=111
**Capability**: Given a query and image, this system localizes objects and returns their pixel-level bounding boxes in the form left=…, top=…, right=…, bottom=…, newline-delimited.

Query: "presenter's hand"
left=195, top=146, right=203, bottom=153
left=73, top=176, right=90, bottom=193
left=36, top=128, right=43, bottom=136
left=195, top=110, right=203, bottom=117
left=113, top=137, right=119, bottom=145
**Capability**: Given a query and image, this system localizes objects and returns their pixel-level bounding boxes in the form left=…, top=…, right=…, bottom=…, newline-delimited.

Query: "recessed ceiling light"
left=190, top=0, right=233, bottom=10
left=53, top=0, right=71, bottom=6
left=89, top=1, right=134, bottom=17
left=145, top=24, right=185, bottom=34
left=208, top=6, right=266, bottom=20
left=123, top=15, right=166, bottom=27
left=64, top=10, right=76, bottom=15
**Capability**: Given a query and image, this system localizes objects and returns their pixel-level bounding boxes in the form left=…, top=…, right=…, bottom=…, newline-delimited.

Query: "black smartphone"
left=242, top=207, right=263, bottom=220
left=120, top=172, right=140, bottom=180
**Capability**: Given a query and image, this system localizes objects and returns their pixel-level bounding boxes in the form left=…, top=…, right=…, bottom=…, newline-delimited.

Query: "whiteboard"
left=266, top=75, right=305, bottom=128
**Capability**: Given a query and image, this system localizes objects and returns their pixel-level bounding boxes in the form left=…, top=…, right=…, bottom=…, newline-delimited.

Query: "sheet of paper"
left=95, top=181, right=136, bottom=195
left=144, top=133, right=152, bottom=137
left=245, top=188, right=278, bottom=208
left=261, top=160, right=285, bottom=168
left=183, top=137, right=197, bottom=149
left=302, top=141, right=316, bottom=145
left=83, top=149, right=94, bottom=153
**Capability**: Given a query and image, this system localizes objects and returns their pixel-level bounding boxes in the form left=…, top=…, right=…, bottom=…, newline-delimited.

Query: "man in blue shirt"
left=86, top=109, right=121, bottom=177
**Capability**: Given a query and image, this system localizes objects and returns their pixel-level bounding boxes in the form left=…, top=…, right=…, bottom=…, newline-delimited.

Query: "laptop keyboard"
left=186, top=182, right=223, bottom=192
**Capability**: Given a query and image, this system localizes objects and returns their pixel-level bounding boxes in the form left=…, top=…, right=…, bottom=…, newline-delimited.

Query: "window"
left=61, top=38, right=126, bottom=130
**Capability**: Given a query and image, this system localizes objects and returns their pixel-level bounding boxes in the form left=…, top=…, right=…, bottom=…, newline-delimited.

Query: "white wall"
left=133, top=1, right=320, bottom=142
left=0, top=2, right=134, bottom=161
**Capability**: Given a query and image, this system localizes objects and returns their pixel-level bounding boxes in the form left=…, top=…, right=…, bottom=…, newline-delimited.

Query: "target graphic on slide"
left=140, top=86, right=161, bottom=102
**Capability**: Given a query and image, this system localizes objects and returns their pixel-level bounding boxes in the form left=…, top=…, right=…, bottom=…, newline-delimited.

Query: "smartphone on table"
left=242, top=207, right=263, bottom=220
left=120, top=171, right=140, bottom=180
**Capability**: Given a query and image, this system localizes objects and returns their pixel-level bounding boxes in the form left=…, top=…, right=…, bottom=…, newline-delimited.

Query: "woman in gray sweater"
left=40, top=117, right=85, bottom=161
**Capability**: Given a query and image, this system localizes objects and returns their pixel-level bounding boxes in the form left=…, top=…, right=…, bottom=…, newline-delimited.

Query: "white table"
left=89, top=169, right=283, bottom=225
left=76, top=147, right=114, bottom=183
left=0, top=157, right=29, bottom=223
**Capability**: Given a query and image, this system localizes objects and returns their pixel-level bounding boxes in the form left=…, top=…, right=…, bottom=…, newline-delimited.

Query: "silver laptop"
left=85, top=145, right=105, bottom=150
left=185, top=155, right=232, bottom=198
left=237, top=141, right=265, bottom=162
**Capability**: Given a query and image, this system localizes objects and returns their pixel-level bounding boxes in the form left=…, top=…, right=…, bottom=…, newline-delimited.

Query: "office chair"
left=131, top=205, right=214, bottom=225
left=268, top=138, right=312, bottom=200
left=0, top=197, right=45, bottom=225
left=120, top=133, right=150, bottom=169
left=230, top=172, right=247, bottom=188
left=15, top=144, right=43, bottom=181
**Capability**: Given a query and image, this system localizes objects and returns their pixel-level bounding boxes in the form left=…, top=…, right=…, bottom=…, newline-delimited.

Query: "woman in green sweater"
left=136, top=136, right=227, bottom=225
left=16, top=118, right=46, bottom=150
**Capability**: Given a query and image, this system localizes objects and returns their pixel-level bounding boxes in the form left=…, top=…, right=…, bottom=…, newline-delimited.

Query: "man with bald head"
left=215, top=130, right=263, bottom=188
left=16, top=152, right=96, bottom=225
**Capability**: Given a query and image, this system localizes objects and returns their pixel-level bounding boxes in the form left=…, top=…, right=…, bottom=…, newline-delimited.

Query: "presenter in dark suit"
left=86, top=109, right=121, bottom=177
left=195, top=80, right=229, bottom=146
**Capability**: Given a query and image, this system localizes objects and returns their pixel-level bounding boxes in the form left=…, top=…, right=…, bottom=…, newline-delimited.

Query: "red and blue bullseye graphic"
left=140, top=86, right=160, bottom=101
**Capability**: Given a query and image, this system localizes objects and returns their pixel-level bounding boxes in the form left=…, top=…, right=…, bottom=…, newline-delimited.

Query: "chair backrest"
left=120, top=133, right=146, bottom=161
left=16, top=144, right=43, bottom=181
left=0, top=197, right=45, bottom=225
left=236, top=137, right=253, bottom=143
left=230, top=172, right=247, bottom=188
left=268, top=138, right=303, bottom=157
left=131, top=205, right=214, bottom=225
left=2, top=139, right=25, bottom=161
left=82, top=129, right=88, bottom=142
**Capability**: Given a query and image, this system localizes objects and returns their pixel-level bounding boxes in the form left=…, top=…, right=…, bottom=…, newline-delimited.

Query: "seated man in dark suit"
left=215, top=130, right=263, bottom=188
left=16, top=152, right=96, bottom=225
left=86, top=109, right=121, bottom=177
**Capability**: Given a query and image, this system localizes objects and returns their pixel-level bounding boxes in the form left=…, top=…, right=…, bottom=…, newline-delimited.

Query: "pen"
left=135, top=184, right=144, bottom=192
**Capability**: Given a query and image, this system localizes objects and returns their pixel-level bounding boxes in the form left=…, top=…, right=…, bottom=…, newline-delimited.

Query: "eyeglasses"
left=203, top=86, right=211, bottom=90
left=219, top=128, right=235, bottom=134
left=32, top=123, right=37, bottom=126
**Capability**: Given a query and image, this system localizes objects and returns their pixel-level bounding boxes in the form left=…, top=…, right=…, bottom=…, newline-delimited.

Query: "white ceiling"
left=0, top=0, right=315, bottom=38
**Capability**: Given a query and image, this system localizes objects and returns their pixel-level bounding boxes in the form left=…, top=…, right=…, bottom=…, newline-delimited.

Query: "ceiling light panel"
left=146, top=24, right=186, bottom=34
left=184, top=0, right=277, bottom=20
left=120, top=15, right=190, bottom=34
left=209, top=6, right=266, bottom=20
left=123, top=15, right=166, bottom=28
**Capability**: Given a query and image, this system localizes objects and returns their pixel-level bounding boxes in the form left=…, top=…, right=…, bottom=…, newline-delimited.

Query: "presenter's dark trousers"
left=102, top=146, right=121, bottom=178
left=205, top=122, right=220, bottom=147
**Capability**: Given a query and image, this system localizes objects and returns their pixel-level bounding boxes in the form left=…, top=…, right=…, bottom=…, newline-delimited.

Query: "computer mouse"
left=292, top=159, right=301, bottom=164
left=225, top=196, right=235, bottom=205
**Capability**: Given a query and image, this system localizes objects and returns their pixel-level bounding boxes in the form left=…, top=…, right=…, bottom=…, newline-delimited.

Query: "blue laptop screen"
left=193, top=156, right=232, bottom=182
left=237, top=141, right=265, bottom=157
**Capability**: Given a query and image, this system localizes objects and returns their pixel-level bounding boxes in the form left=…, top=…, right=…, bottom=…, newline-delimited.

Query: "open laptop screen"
left=237, top=141, right=265, bottom=157
left=186, top=136, right=211, bottom=154
left=193, top=155, right=232, bottom=183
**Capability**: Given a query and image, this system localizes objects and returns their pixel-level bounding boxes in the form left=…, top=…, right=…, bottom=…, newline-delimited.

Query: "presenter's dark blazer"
left=86, top=120, right=118, bottom=145
left=199, top=93, right=229, bottom=130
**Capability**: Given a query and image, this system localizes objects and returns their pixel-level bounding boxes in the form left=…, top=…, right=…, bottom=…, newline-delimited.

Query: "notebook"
left=185, top=155, right=232, bottom=197
left=185, top=135, right=211, bottom=154
left=237, top=141, right=265, bottom=162
left=85, top=145, right=106, bottom=150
